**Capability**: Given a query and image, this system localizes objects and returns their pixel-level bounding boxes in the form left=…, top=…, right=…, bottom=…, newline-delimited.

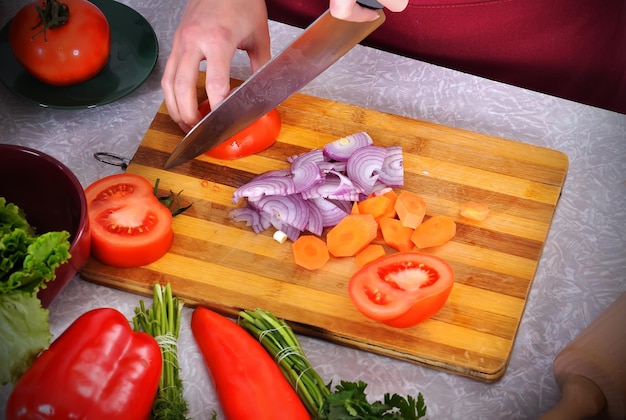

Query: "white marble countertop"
left=1, top=0, right=625, bottom=418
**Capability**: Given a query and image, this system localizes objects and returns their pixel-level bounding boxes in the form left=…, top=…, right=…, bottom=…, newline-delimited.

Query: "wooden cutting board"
left=81, top=78, right=568, bottom=382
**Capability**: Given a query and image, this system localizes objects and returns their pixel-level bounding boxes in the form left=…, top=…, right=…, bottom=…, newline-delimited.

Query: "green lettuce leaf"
left=2, top=230, right=71, bottom=294
left=0, top=197, right=71, bottom=385
left=0, top=197, right=33, bottom=235
left=0, top=292, right=52, bottom=385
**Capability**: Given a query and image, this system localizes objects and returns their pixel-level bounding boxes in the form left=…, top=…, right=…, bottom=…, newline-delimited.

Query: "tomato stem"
left=32, top=0, right=70, bottom=42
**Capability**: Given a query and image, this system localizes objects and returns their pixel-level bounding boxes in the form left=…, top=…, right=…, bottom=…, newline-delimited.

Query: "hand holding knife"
left=164, top=0, right=386, bottom=169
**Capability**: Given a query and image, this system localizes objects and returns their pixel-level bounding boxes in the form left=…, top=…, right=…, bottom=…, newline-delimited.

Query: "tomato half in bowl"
left=348, top=252, right=454, bottom=328
left=85, top=173, right=173, bottom=268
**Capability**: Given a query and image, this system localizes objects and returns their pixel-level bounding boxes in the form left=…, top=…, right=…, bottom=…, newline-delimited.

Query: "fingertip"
left=204, top=73, right=231, bottom=111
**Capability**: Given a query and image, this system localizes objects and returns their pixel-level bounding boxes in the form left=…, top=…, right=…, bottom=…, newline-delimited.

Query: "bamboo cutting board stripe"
left=80, top=77, right=568, bottom=381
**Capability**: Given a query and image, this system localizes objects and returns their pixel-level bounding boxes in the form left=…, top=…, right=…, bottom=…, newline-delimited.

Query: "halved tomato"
left=85, top=174, right=173, bottom=268
left=348, top=252, right=454, bottom=328
left=198, top=100, right=281, bottom=160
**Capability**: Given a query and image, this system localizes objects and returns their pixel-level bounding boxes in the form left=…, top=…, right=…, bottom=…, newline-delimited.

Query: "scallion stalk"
left=238, top=309, right=330, bottom=418
left=133, top=283, right=189, bottom=420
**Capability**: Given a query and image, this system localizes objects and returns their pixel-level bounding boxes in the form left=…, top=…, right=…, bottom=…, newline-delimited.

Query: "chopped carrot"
left=326, top=214, right=378, bottom=257
left=378, top=217, right=415, bottom=252
left=379, top=189, right=398, bottom=219
left=350, top=201, right=360, bottom=215
left=292, top=235, right=329, bottom=270
left=411, top=215, right=457, bottom=249
left=357, top=195, right=392, bottom=219
left=394, top=191, right=426, bottom=229
left=355, top=244, right=386, bottom=267
left=459, top=202, right=490, bottom=221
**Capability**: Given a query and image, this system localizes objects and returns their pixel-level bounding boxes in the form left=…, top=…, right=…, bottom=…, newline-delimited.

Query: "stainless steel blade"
left=164, top=9, right=386, bottom=169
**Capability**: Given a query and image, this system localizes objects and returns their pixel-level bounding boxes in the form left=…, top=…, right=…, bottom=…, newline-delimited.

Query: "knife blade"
left=164, top=1, right=386, bottom=169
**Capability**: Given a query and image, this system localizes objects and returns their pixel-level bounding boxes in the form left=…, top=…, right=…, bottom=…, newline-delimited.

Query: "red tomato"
left=198, top=99, right=282, bottom=160
left=85, top=174, right=173, bottom=268
left=9, top=0, right=111, bottom=86
left=348, top=252, right=454, bottom=328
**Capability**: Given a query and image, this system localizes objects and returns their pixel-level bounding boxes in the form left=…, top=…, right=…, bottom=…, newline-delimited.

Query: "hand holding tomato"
left=161, top=0, right=271, bottom=132
left=9, top=0, right=111, bottom=86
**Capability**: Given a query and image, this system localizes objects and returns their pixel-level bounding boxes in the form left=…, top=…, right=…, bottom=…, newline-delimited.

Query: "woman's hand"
left=329, top=0, right=409, bottom=22
left=161, top=0, right=271, bottom=132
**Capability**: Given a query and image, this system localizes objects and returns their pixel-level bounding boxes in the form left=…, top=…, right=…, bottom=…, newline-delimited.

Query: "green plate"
left=0, top=0, right=158, bottom=109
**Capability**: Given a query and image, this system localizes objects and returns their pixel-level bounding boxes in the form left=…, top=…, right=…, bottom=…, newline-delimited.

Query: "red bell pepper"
left=191, top=306, right=310, bottom=420
left=6, top=307, right=162, bottom=419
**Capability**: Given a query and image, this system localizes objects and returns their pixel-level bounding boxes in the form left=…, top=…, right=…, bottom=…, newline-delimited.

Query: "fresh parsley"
left=322, top=380, right=427, bottom=420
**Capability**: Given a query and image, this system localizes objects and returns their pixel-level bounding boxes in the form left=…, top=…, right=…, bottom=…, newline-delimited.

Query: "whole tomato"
left=9, top=0, right=111, bottom=86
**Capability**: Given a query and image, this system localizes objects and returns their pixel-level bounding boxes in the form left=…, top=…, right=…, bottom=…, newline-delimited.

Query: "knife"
left=164, top=0, right=386, bottom=169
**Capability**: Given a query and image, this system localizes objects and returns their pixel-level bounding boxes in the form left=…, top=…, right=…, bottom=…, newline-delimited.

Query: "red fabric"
left=266, top=0, right=626, bottom=114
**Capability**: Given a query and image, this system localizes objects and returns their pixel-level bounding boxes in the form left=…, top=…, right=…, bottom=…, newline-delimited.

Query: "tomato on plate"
left=9, top=0, right=111, bottom=86
left=348, top=252, right=454, bottom=328
left=85, top=174, right=173, bottom=268
left=198, top=99, right=281, bottom=160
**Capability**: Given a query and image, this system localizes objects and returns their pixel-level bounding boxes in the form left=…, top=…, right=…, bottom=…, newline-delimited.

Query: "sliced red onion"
left=328, top=198, right=353, bottom=214
left=309, top=197, right=350, bottom=227
left=300, top=171, right=361, bottom=201
left=323, top=132, right=373, bottom=161
left=228, top=132, right=404, bottom=241
left=306, top=200, right=324, bottom=236
left=291, top=160, right=323, bottom=193
left=229, top=207, right=271, bottom=234
left=256, top=194, right=310, bottom=232
left=232, top=172, right=296, bottom=202
left=378, top=146, right=404, bottom=187
left=346, top=145, right=386, bottom=195
left=289, top=148, right=325, bottom=166
left=324, top=160, right=346, bottom=173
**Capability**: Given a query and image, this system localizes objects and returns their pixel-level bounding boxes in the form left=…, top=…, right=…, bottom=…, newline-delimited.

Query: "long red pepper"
left=191, top=306, right=310, bottom=420
left=6, top=308, right=162, bottom=419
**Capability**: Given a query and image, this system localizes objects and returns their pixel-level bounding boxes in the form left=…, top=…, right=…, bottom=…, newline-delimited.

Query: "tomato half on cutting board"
left=348, top=252, right=454, bottom=328
left=198, top=100, right=281, bottom=160
left=9, top=0, right=111, bottom=85
left=85, top=174, right=173, bottom=268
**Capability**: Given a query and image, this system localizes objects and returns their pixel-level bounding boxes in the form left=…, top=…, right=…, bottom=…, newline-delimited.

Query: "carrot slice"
left=411, top=215, right=457, bottom=249
left=459, top=202, right=490, bottom=221
left=394, top=191, right=426, bottom=229
left=350, top=201, right=360, bottom=215
left=355, top=244, right=386, bottom=267
left=292, top=235, right=329, bottom=270
left=378, top=217, right=415, bottom=252
left=379, top=189, right=398, bottom=219
left=326, top=214, right=378, bottom=257
left=357, top=195, right=392, bottom=219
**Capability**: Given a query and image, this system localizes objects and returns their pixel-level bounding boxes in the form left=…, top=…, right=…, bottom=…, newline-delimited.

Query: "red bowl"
left=0, top=144, right=91, bottom=307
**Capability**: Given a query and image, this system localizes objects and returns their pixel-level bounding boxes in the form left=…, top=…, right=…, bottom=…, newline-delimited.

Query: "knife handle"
left=357, top=0, right=384, bottom=9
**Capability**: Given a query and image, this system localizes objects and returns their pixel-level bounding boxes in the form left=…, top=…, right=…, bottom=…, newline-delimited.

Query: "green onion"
left=238, top=308, right=427, bottom=420
left=238, top=309, right=330, bottom=417
left=133, top=283, right=189, bottom=420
